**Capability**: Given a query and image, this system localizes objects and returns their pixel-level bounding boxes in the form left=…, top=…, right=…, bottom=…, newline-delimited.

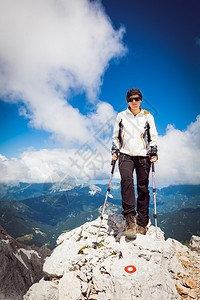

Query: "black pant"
left=119, top=154, right=151, bottom=227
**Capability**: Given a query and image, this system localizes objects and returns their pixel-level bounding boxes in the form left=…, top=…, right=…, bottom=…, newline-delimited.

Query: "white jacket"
left=112, top=107, right=158, bottom=157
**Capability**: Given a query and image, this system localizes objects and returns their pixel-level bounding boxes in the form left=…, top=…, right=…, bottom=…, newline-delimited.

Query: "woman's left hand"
left=149, top=156, right=157, bottom=163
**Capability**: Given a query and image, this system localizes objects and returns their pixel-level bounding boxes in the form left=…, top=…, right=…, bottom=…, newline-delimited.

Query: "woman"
left=112, top=88, right=158, bottom=240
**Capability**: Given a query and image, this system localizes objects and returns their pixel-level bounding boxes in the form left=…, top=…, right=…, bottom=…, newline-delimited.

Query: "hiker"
left=111, top=88, right=158, bottom=239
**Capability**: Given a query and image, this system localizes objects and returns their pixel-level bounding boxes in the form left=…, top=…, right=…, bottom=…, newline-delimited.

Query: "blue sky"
left=0, top=0, right=199, bottom=186
left=100, top=0, right=200, bottom=129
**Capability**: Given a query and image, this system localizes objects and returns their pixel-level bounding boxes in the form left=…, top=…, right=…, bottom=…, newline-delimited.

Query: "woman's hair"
left=126, top=88, right=143, bottom=102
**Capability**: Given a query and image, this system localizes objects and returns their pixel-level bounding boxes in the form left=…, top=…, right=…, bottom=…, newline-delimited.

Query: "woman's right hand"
left=112, top=151, right=120, bottom=161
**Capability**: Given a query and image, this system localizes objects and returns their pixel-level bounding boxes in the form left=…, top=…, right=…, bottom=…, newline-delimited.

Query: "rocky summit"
left=0, top=226, right=51, bottom=300
left=23, top=214, right=200, bottom=300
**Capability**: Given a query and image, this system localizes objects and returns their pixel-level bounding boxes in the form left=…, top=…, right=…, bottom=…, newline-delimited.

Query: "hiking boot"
left=125, top=214, right=137, bottom=240
left=137, top=224, right=147, bottom=235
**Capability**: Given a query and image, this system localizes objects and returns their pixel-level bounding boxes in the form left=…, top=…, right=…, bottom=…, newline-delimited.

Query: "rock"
left=23, top=278, right=59, bottom=300
left=0, top=226, right=51, bottom=300
left=189, top=235, right=200, bottom=253
left=176, top=244, right=200, bottom=300
left=23, top=214, right=200, bottom=300
left=175, top=280, right=190, bottom=295
left=184, top=277, right=196, bottom=289
left=59, top=271, right=82, bottom=300
left=188, top=290, right=197, bottom=299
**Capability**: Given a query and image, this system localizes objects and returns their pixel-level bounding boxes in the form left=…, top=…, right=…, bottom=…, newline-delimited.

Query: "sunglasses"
left=128, top=96, right=141, bottom=102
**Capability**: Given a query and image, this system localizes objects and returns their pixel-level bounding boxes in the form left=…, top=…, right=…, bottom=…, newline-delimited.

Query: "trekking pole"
left=93, top=159, right=117, bottom=248
left=152, top=162, right=158, bottom=238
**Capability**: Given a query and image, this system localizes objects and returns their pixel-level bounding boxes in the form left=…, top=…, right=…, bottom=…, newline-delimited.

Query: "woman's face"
left=128, top=95, right=142, bottom=110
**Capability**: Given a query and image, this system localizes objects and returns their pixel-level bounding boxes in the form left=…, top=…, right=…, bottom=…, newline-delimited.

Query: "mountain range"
left=0, top=181, right=199, bottom=248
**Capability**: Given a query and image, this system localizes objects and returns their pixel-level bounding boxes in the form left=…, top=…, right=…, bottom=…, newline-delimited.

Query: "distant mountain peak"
left=88, top=183, right=102, bottom=195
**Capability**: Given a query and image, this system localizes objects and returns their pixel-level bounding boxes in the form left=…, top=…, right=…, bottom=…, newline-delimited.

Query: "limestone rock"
left=23, top=214, right=200, bottom=300
left=176, top=240, right=200, bottom=300
left=189, top=235, right=200, bottom=253
left=23, top=278, right=59, bottom=300
left=59, top=271, right=82, bottom=299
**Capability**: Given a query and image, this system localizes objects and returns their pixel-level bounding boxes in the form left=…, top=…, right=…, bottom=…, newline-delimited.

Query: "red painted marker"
left=124, top=265, right=136, bottom=274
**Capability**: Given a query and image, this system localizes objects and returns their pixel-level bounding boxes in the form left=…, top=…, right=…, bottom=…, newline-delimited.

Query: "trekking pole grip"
left=152, top=162, right=155, bottom=172
left=111, top=159, right=116, bottom=174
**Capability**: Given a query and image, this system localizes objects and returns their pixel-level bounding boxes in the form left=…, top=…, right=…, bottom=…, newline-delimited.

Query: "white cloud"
left=156, top=115, right=200, bottom=187
left=0, top=0, right=126, bottom=145
left=0, top=147, right=111, bottom=184
left=0, top=116, right=200, bottom=186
